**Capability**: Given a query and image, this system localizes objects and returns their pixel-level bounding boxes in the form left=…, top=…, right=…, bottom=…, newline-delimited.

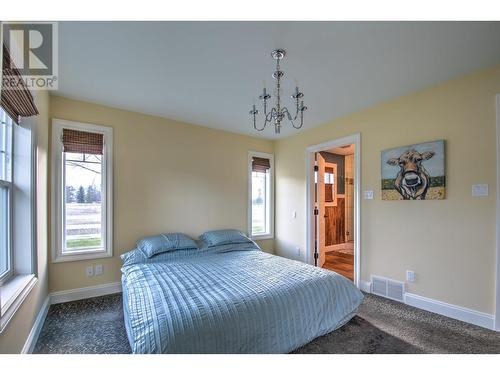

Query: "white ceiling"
left=56, top=21, right=500, bottom=139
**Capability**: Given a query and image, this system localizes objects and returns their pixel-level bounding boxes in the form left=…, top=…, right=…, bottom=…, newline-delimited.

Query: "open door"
left=307, top=135, right=359, bottom=285
left=317, top=152, right=326, bottom=268
left=316, top=152, right=345, bottom=268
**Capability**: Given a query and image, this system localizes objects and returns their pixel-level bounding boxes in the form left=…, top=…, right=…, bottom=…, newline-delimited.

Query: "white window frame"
left=51, top=119, right=113, bottom=263
left=0, top=110, right=37, bottom=333
left=248, top=151, right=274, bottom=240
left=0, top=113, right=13, bottom=284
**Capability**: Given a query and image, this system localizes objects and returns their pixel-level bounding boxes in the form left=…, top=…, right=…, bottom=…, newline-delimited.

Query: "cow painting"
left=386, top=149, right=435, bottom=200
left=381, top=141, right=445, bottom=201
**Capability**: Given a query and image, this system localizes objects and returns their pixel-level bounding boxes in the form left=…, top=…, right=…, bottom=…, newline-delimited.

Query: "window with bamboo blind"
left=1, top=45, right=39, bottom=124
left=52, top=119, right=113, bottom=262
left=248, top=152, right=274, bottom=239
left=0, top=106, right=37, bottom=332
left=62, top=128, right=104, bottom=155
left=252, top=156, right=271, bottom=173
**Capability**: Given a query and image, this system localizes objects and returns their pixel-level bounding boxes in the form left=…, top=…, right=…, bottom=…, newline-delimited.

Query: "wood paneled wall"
left=325, top=197, right=345, bottom=246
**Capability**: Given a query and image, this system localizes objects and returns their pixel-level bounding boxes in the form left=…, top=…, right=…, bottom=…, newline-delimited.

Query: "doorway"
left=306, top=134, right=360, bottom=286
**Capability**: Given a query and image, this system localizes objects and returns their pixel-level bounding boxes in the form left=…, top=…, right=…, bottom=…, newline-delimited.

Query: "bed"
left=121, top=241, right=363, bottom=354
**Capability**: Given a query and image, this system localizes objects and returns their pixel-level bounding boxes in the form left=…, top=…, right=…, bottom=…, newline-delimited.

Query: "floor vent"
left=370, top=275, right=405, bottom=302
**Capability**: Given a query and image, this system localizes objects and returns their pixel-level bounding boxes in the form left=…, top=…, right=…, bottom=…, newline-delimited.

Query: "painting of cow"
left=381, top=140, right=445, bottom=200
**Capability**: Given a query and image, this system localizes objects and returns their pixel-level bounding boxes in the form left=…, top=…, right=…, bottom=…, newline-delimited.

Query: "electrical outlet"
left=95, top=264, right=103, bottom=276
left=85, top=266, right=94, bottom=277
left=364, top=190, right=374, bottom=200
left=406, top=270, right=416, bottom=283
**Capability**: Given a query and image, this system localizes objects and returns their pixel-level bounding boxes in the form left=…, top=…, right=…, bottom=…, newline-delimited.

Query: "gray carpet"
left=33, top=293, right=500, bottom=354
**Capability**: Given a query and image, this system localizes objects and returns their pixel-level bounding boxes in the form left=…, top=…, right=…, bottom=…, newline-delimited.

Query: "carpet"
left=33, top=293, right=500, bottom=354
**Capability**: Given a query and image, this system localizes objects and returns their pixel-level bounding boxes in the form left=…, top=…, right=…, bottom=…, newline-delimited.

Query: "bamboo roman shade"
left=1, top=46, right=39, bottom=123
left=252, top=157, right=271, bottom=173
left=62, top=128, right=104, bottom=155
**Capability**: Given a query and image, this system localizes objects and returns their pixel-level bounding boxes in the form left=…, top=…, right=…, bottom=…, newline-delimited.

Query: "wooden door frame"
left=317, top=153, right=326, bottom=267
left=317, top=157, right=340, bottom=266
left=306, top=133, right=361, bottom=288
left=495, top=94, right=500, bottom=331
left=321, top=161, right=342, bottom=254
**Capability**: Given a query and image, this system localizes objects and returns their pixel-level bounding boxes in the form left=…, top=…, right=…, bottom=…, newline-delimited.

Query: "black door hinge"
left=314, top=252, right=319, bottom=260
left=314, top=165, right=319, bottom=172
left=314, top=208, right=319, bottom=215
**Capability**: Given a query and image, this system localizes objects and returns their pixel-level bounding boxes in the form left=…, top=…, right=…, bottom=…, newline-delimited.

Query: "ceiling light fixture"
left=249, top=49, right=307, bottom=134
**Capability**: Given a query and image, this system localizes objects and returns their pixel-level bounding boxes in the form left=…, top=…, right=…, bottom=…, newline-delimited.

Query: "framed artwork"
left=381, top=140, right=445, bottom=200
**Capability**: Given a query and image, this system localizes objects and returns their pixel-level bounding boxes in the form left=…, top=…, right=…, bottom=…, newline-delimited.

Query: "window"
left=324, top=165, right=337, bottom=204
left=0, top=107, right=37, bottom=332
left=1, top=42, right=40, bottom=328
left=0, top=111, right=13, bottom=283
left=248, top=152, right=274, bottom=239
left=52, top=119, right=113, bottom=262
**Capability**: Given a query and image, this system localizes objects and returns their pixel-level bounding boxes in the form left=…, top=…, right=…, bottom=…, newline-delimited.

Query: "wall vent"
left=370, top=275, right=405, bottom=302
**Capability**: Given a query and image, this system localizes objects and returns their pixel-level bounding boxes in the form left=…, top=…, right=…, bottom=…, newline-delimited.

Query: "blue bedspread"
left=121, top=243, right=363, bottom=353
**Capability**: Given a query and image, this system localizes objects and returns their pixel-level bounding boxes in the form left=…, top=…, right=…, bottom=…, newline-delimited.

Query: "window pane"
left=324, top=167, right=335, bottom=202
left=63, top=152, right=103, bottom=252
left=0, top=186, right=9, bottom=277
left=0, top=112, right=13, bottom=182
left=252, top=171, right=267, bottom=235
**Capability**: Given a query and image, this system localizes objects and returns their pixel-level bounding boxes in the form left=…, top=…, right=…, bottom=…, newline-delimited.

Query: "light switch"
left=472, top=184, right=488, bottom=197
left=364, top=190, right=374, bottom=200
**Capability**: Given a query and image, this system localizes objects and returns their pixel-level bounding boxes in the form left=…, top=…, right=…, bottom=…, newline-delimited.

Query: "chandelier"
left=249, top=49, right=307, bottom=134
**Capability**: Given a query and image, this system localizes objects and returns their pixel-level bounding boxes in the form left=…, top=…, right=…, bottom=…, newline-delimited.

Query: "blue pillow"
left=199, top=229, right=252, bottom=247
left=136, top=233, right=198, bottom=258
left=121, top=246, right=200, bottom=267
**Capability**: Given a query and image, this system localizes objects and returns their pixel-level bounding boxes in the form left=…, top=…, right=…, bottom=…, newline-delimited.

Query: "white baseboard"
left=359, top=279, right=495, bottom=331
left=359, top=280, right=372, bottom=293
left=404, top=292, right=495, bottom=331
left=21, top=282, right=122, bottom=353
left=21, top=296, right=50, bottom=354
left=50, top=281, right=122, bottom=305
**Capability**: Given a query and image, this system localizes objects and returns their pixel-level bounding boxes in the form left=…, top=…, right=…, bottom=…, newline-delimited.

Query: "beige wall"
left=0, top=90, right=50, bottom=353
left=275, top=64, right=500, bottom=314
left=2, top=63, right=499, bottom=352
left=49, top=96, right=274, bottom=292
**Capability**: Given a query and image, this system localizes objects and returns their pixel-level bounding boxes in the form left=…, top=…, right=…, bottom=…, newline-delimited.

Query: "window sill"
left=0, top=274, right=37, bottom=333
left=251, top=234, right=274, bottom=241
left=52, top=249, right=113, bottom=263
